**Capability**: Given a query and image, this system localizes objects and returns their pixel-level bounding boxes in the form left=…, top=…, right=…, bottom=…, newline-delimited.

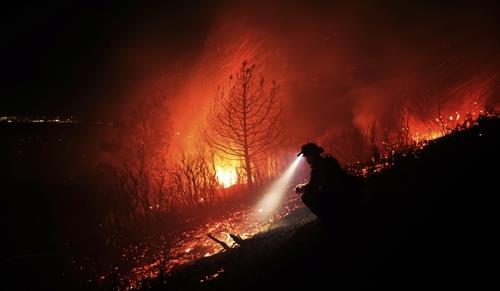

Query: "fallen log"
left=207, top=233, right=232, bottom=251
left=229, top=233, right=247, bottom=247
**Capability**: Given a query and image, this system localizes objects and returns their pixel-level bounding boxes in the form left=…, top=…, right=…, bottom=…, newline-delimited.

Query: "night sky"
left=1, top=1, right=218, bottom=118
left=2, top=1, right=499, bottom=139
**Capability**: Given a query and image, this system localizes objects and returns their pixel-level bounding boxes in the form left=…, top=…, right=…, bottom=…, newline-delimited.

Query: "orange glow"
left=166, top=33, right=268, bottom=155
left=115, top=194, right=305, bottom=289
left=404, top=76, right=494, bottom=143
left=427, top=131, right=444, bottom=140
left=215, top=165, right=238, bottom=188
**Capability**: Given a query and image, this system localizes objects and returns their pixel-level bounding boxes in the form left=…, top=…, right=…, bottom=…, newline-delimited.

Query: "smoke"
left=113, top=1, right=499, bottom=159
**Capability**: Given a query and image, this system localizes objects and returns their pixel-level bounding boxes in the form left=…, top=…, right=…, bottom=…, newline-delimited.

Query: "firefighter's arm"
left=300, top=168, right=322, bottom=193
left=295, top=176, right=317, bottom=194
left=294, top=183, right=308, bottom=194
left=295, top=167, right=321, bottom=194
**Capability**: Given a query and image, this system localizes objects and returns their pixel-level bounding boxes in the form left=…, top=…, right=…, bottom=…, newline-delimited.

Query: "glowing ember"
left=200, top=267, right=225, bottom=283
left=349, top=109, right=499, bottom=178
left=106, top=193, right=304, bottom=290
left=215, top=166, right=238, bottom=188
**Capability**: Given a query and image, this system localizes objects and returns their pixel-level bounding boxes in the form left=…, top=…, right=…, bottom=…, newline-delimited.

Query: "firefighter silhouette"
left=295, top=143, right=359, bottom=226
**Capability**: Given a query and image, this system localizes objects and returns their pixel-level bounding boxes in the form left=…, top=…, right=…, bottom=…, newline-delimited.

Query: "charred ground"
left=141, top=116, right=500, bottom=290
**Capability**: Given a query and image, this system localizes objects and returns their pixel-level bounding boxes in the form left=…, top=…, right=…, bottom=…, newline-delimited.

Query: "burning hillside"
left=94, top=110, right=499, bottom=290
left=137, top=112, right=500, bottom=291
left=3, top=2, right=500, bottom=291
left=96, top=193, right=305, bottom=290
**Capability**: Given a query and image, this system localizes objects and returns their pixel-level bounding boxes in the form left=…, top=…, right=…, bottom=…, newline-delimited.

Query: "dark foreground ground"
left=143, top=117, right=500, bottom=290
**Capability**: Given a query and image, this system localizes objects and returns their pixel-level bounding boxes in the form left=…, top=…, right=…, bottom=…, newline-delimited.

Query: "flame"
left=215, top=165, right=238, bottom=188
left=404, top=77, right=493, bottom=143
left=113, top=194, right=305, bottom=289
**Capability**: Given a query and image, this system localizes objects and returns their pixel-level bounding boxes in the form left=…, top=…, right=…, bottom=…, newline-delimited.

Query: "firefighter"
left=295, top=143, right=354, bottom=225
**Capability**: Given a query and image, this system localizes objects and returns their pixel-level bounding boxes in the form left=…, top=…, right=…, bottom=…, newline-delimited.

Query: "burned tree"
left=205, top=62, right=284, bottom=188
left=318, top=125, right=372, bottom=166
left=102, top=91, right=172, bottom=226
left=168, top=147, right=219, bottom=209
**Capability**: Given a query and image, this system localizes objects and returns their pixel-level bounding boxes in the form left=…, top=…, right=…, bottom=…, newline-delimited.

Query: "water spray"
left=255, top=155, right=303, bottom=218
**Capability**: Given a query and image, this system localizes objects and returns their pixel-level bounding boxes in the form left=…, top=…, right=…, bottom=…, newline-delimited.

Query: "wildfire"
left=111, top=194, right=305, bottom=290
left=349, top=106, right=499, bottom=178
left=215, top=166, right=238, bottom=188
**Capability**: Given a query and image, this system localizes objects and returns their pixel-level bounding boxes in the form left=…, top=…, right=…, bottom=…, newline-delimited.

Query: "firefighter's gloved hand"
left=294, top=184, right=305, bottom=194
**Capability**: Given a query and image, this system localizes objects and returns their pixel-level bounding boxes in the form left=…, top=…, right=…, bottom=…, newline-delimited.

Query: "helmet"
left=297, top=143, right=324, bottom=157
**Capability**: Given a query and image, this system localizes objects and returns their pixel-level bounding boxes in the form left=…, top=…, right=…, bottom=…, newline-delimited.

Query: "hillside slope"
left=144, top=117, right=500, bottom=290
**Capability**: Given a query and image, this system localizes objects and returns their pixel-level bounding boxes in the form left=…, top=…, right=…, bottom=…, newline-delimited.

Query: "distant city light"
left=0, top=116, right=78, bottom=124
left=0, top=115, right=112, bottom=126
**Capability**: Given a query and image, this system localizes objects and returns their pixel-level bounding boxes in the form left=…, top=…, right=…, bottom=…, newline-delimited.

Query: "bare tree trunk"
left=242, top=74, right=253, bottom=188
left=244, top=149, right=253, bottom=188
